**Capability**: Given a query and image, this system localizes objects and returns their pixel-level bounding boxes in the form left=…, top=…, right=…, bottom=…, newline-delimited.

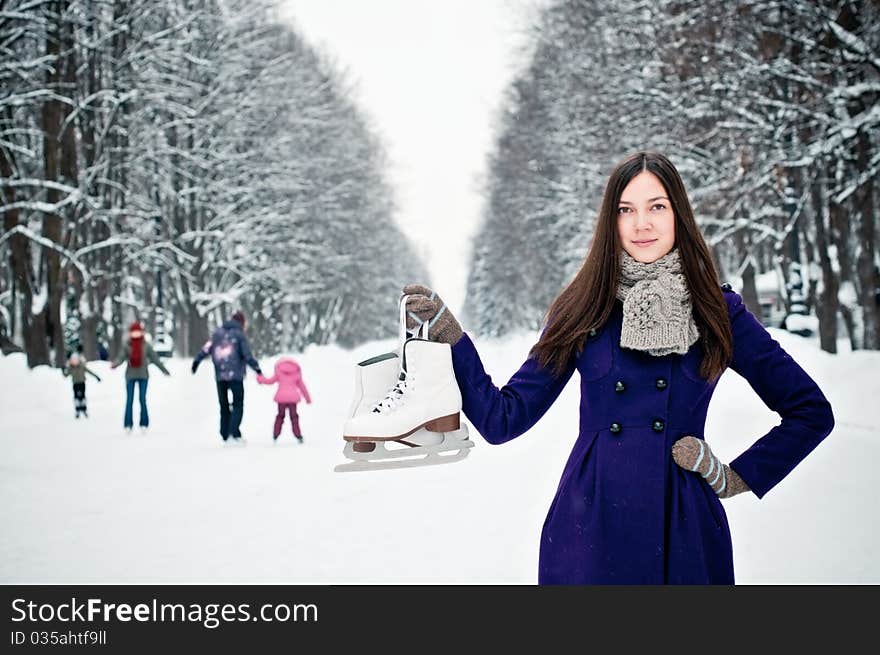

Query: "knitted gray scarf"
left=615, top=249, right=699, bottom=356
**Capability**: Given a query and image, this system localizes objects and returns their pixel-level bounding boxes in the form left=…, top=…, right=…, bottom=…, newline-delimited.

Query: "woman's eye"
left=617, top=207, right=630, bottom=214
left=651, top=203, right=667, bottom=211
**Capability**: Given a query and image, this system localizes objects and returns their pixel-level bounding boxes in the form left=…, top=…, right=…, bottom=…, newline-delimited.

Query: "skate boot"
left=336, top=337, right=472, bottom=472
left=343, top=337, right=461, bottom=440
left=346, top=351, right=400, bottom=418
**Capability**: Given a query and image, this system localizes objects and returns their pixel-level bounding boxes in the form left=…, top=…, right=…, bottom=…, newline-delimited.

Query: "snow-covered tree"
left=1, top=0, right=426, bottom=367
left=467, top=0, right=878, bottom=354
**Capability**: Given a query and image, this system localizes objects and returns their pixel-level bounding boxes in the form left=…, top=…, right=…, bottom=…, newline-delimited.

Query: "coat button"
left=655, top=378, right=667, bottom=390
left=588, top=328, right=598, bottom=338
left=610, top=422, right=622, bottom=434
left=652, top=419, right=665, bottom=432
left=615, top=380, right=625, bottom=392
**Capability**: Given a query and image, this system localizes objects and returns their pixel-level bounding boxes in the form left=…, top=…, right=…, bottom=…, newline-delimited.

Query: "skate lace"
left=371, top=373, right=416, bottom=414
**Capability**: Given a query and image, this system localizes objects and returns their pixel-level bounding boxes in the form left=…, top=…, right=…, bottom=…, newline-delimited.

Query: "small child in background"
left=63, top=348, right=102, bottom=418
left=256, top=357, right=311, bottom=442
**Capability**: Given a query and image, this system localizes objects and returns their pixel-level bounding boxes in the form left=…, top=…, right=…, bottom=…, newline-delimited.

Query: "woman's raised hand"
left=402, top=284, right=463, bottom=345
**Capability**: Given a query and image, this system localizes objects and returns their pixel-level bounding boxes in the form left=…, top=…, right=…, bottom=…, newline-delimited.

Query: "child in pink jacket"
left=256, top=357, right=312, bottom=442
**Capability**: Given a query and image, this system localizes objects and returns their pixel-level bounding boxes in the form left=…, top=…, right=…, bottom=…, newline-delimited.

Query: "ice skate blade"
left=333, top=446, right=472, bottom=472
left=334, top=428, right=473, bottom=473
left=341, top=427, right=470, bottom=461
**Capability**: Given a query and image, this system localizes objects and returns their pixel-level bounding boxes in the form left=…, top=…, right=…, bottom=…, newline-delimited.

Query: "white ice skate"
left=334, top=295, right=473, bottom=473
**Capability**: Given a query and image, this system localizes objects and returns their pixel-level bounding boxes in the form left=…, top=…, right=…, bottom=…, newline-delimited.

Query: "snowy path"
left=1, top=331, right=877, bottom=583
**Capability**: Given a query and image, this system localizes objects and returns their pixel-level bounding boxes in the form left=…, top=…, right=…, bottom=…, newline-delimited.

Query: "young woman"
left=403, top=151, right=834, bottom=584
left=111, top=321, right=170, bottom=431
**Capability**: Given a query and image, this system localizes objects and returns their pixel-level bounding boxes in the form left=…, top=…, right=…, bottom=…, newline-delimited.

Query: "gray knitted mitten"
left=401, top=284, right=463, bottom=345
left=671, top=436, right=750, bottom=498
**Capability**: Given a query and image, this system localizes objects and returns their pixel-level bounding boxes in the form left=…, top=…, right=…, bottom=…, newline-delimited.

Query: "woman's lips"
left=633, top=239, right=657, bottom=247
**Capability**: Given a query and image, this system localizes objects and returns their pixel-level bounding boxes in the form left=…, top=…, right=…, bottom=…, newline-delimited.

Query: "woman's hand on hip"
left=672, top=436, right=750, bottom=499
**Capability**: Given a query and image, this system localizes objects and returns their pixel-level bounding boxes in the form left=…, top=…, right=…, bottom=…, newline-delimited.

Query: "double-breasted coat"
left=450, top=287, right=835, bottom=584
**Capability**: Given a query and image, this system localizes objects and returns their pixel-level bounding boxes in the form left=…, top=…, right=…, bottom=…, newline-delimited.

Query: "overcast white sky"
left=278, top=0, right=542, bottom=312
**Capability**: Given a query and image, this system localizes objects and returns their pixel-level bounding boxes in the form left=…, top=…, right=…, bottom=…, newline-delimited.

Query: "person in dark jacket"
left=192, top=310, right=262, bottom=444
left=62, top=347, right=102, bottom=418
left=111, top=321, right=170, bottom=431
left=403, top=151, right=834, bottom=584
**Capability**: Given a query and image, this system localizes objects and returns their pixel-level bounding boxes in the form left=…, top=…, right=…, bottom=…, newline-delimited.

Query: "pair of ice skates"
left=335, top=295, right=473, bottom=472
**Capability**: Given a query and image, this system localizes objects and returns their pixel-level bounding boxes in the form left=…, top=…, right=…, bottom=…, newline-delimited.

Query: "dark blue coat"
left=451, top=289, right=834, bottom=584
left=193, top=320, right=261, bottom=382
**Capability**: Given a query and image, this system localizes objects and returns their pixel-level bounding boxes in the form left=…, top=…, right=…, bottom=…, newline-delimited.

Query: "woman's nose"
left=633, top=213, right=653, bottom=229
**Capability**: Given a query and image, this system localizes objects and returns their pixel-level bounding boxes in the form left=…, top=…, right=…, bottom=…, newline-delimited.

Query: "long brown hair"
left=530, top=151, right=732, bottom=381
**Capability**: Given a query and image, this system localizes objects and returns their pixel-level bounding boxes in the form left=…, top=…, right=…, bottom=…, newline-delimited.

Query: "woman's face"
left=616, top=171, right=676, bottom=263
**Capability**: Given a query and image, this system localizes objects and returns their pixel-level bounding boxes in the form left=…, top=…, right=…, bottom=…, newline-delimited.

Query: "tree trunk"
left=77, top=4, right=100, bottom=358
left=736, top=227, right=761, bottom=321
left=830, top=187, right=859, bottom=350
left=854, top=131, right=879, bottom=349
left=812, top=178, right=838, bottom=353
left=835, top=0, right=879, bottom=350
left=80, top=312, right=98, bottom=360
left=740, top=257, right=761, bottom=322
left=183, top=286, right=209, bottom=357
left=41, top=0, right=79, bottom=367
left=0, top=140, right=48, bottom=365
left=109, top=270, right=124, bottom=361
left=801, top=220, right=819, bottom=322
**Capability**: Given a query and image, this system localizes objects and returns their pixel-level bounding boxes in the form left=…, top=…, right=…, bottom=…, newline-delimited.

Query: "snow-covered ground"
left=1, top=329, right=877, bottom=584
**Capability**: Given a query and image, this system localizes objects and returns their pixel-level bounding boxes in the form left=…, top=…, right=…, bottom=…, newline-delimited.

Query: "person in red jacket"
left=257, top=357, right=312, bottom=442
left=111, top=321, right=170, bottom=431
